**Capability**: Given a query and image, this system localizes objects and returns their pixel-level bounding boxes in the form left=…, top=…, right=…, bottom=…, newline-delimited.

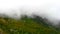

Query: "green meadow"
left=0, top=15, right=59, bottom=34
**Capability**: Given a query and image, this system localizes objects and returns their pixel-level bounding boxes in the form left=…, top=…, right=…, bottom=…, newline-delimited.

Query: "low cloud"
left=0, top=0, right=60, bottom=26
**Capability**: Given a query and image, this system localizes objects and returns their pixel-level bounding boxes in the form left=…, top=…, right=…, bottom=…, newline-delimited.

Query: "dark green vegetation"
left=0, top=15, right=59, bottom=34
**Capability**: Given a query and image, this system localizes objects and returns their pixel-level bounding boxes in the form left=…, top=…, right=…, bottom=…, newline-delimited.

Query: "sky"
left=0, top=0, right=60, bottom=25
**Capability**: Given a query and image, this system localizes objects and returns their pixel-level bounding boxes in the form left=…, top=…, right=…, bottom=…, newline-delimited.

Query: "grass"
left=0, top=15, right=59, bottom=34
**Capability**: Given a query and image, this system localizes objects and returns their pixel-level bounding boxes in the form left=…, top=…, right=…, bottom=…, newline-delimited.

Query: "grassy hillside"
left=0, top=15, right=59, bottom=34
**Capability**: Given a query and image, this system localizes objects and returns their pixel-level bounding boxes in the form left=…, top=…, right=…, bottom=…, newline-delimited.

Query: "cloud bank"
left=0, top=0, right=60, bottom=25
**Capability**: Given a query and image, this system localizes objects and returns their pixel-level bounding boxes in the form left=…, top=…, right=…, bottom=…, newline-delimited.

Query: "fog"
left=0, top=0, right=60, bottom=25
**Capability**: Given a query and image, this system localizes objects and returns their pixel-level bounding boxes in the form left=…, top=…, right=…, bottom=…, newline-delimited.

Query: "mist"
left=0, top=0, right=60, bottom=26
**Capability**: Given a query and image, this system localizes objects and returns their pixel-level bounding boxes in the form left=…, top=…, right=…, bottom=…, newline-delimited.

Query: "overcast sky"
left=0, top=0, right=60, bottom=25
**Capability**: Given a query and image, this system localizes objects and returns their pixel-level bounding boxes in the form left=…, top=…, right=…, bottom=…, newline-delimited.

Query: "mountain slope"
left=0, top=15, right=59, bottom=34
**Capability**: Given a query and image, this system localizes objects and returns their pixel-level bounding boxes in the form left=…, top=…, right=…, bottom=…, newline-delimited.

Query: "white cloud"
left=0, top=0, right=60, bottom=25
